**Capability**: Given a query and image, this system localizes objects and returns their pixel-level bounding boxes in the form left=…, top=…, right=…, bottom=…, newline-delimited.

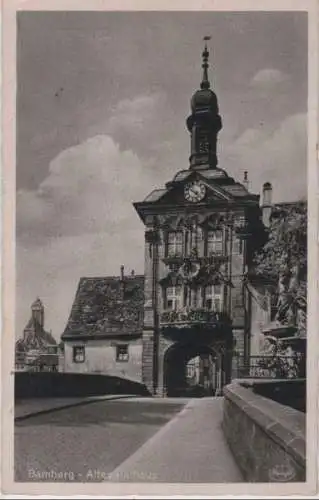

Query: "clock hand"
left=189, top=187, right=197, bottom=197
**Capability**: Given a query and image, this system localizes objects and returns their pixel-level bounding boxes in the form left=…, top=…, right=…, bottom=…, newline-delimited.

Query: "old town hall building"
left=62, top=43, right=271, bottom=396
left=134, top=42, right=265, bottom=396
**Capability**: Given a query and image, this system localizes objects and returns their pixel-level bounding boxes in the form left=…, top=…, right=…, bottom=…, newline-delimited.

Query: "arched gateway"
left=133, top=41, right=264, bottom=396
left=164, top=342, right=227, bottom=397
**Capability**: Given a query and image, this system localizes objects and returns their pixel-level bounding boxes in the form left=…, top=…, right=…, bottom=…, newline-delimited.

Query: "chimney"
left=243, top=171, right=249, bottom=191
left=261, top=182, right=273, bottom=227
left=119, top=265, right=125, bottom=300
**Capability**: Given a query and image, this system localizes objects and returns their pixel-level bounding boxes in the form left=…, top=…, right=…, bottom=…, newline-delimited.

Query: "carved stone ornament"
left=179, top=260, right=201, bottom=281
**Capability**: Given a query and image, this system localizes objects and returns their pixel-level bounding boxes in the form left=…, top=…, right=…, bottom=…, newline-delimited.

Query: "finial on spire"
left=201, top=36, right=211, bottom=90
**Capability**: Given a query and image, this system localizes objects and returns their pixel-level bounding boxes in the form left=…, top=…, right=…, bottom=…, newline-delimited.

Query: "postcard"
left=1, top=0, right=318, bottom=496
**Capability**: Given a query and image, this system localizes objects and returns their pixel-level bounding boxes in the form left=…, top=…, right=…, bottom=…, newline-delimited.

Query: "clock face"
left=184, top=181, right=206, bottom=203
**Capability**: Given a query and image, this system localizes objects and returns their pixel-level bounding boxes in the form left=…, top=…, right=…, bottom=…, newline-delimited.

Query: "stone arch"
left=163, top=342, right=226, bottom=397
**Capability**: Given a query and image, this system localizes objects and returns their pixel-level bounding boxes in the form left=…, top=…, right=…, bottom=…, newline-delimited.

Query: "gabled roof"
left=62, top=275, right=144, bottom=340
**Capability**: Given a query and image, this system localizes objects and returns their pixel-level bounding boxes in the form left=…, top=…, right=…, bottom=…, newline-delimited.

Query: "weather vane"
left=201, top=36, right=211, bottom=89
left=203, top=35, right=211, bottom=48
left=203, top=36, right=211, bottom=54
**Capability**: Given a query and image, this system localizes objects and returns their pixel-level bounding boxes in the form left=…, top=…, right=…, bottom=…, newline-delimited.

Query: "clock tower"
left=134, top=39, right=264, bottom=397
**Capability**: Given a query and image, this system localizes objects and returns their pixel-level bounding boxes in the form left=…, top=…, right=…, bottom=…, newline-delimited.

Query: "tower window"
left=73, top=346, right=85, bottom=363
left=196, top=130, right=209, bottom=153
left=206, top=229, right=223, bottom=255
left=166, top=231, right=183, bottom=256
left=165, top=286, right=183, bottom=310
left=204, top=285, right=223, bottom=312
left=116, top=344, right=129, bottom=362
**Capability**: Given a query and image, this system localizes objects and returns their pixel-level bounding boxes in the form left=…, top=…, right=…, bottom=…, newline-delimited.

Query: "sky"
left=16, top=11, right=308, bottom=340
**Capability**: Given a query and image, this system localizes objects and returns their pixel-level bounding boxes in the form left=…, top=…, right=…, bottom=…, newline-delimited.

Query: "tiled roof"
left=62, top=275, right=144, bottom=340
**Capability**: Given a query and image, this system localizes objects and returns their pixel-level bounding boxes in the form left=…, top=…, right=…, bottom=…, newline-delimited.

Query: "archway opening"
left=164, top=343, right=225, bottom=397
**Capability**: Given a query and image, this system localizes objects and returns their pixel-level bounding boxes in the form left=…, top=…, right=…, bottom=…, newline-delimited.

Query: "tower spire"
left=201, top=36, right=211, bottom=90
left=186, top=36, right=222, bottom=170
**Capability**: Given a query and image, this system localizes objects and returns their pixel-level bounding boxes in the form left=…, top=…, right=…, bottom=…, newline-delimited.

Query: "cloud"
left=108, top=94, right=165, bottom=134
left=16, top=90, right=185, bottom=338
left=250, top=68, right=288, bottom=88
left=224, top=113, right=307, bottom=202
left=106, top=93, right=173, bottom=157
left=16, top=133, right=156, bottom=337
left=17, top=135, right=154, bottom=242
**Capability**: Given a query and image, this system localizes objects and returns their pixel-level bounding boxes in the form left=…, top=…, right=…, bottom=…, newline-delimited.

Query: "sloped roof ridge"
left=79, top=274, right=144, bottom=280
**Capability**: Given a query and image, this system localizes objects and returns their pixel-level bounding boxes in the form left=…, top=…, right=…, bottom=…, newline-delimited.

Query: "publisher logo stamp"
left=268, top=461, right=296, bottom=482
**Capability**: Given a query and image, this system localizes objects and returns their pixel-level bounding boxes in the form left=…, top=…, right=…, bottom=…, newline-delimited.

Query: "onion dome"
left=190, top=42, right=219, bottom=113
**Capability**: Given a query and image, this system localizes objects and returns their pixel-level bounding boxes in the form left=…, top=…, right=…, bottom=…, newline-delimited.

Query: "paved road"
left=15, top=398, right=185, bottom=482
left=110, top=397, right=243, bottom=483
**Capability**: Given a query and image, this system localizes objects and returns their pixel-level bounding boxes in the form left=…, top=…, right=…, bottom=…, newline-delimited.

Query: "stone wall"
left=63, top=338, right=142, bottom=382
left=15, top=371, right=149, bottom=399
left=222, top=381, right=306, bottom=482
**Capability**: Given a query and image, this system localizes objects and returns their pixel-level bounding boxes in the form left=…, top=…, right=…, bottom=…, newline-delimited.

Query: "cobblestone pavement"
left=14, top=398, right=185, bottom=482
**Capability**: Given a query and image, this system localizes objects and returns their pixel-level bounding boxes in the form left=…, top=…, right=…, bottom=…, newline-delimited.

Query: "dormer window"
left=206, top=229, right=223, bottom=255
left=166, top=231, right=183, bottom=257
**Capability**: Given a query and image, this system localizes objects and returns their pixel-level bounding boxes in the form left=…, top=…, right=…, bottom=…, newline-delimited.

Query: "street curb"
left=14, top=394, right=141, bottom=422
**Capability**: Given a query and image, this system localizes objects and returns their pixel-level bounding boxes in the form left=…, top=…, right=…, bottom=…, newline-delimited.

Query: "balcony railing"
left=160, top=308, right=230, bottom=327
left=233, top=354, right=306, bottom=380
